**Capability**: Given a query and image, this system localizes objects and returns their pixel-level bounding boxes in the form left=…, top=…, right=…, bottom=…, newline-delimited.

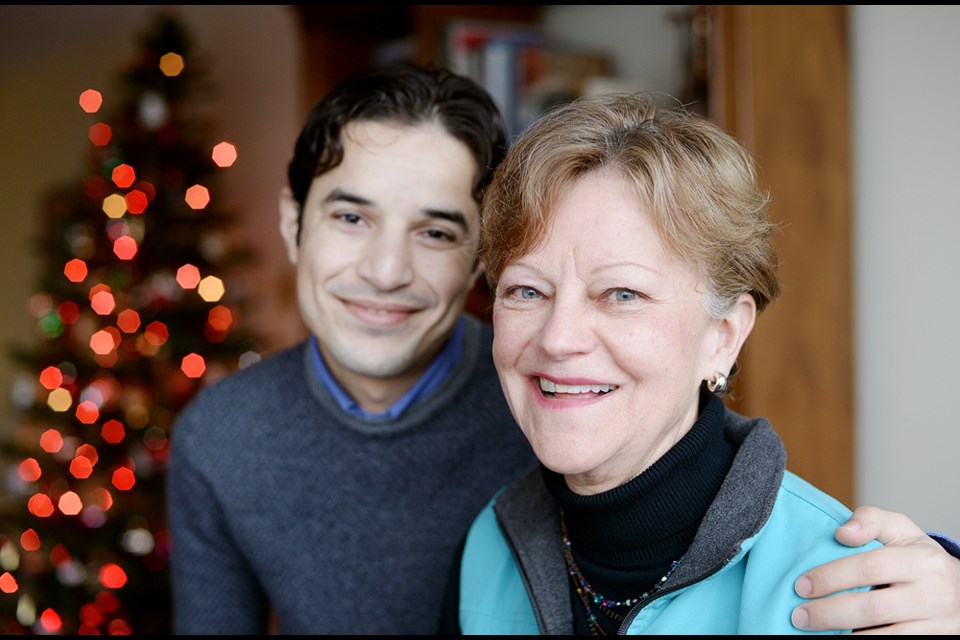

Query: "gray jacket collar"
left=492, top=409, right=786, bottom=634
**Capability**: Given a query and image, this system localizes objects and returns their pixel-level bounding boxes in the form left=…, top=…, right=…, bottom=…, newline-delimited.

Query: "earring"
left=707, top=371, right=727, bottom=394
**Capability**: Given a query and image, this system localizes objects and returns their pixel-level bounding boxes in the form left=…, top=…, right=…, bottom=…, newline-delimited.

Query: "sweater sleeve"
left=929, top=531, right=960, bottom=558
left=166, top=408, right=269, bottom=634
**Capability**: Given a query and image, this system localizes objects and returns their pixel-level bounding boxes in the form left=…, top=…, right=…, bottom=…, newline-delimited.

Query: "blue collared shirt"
left=309, top=316, right=465, bottom=421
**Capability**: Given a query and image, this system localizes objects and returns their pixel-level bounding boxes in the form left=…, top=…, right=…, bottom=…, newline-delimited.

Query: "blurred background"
left=0, top=4, right=957, bottom=634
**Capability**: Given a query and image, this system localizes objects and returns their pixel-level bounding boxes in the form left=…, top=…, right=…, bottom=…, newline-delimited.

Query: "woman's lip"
left=533, top=373, right=614, bottom=386
left=527, top=376, right=614, bottom=407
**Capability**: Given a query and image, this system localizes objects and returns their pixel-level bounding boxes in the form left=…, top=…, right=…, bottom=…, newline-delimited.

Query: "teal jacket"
left=457, top=411, right=882, bottom=635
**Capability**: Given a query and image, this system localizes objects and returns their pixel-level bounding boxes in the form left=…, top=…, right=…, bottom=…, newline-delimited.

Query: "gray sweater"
left=166, top=314, right=537, bottom=634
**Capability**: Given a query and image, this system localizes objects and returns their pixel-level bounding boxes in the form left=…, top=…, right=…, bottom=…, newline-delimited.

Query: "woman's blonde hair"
left=480, top=93, right=781, bottom=319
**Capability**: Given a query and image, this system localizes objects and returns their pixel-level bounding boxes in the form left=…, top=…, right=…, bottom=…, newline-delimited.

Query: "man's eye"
left=612, top=289, right=639, bottom=302
left=425, top=228, right=455, bottom=242
left=335, top=212, right=362, bottom=224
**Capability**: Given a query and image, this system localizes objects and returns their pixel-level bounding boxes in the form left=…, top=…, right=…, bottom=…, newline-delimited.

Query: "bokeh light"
left=112, top=467, right=135, bottom=491
left=239, top=350, right=261, bottom=369
left=90, top=330, right=116, bottom=356
left=47, top=387, right=73, bottom=412
left=0, top=573, right=18, bottom=594
left=184, top=184, right=210, bottom=210
left=102, top=193, right=127, bottom=219
left=27, top=494, right=55, bottom=518
left=78, top=89, right=102, bottom=113
left=117, top=309, right=141, bottom=333
left=208, top=305, right=233, bottom=330
left=181, top=353, right=206, bottom=378
left=75, top=401, right=100, bottom=425
left=40, top=366, right=63, bottom=390
left=79, top=603, right=103, bottom=628
left=58, top=492, right=82, bottom=516
left=197, top=275, right=225, bottom=302
left=69, top=456, right=93, bottom=480
left=139, top=91, right=168, bottom=130
left=111, top=164, right=136, bottom=189
left=20, top=529, right=41, bottom=552
left=212, top=141, right=237, bottom=168
left=76, top=444, right=98, bottom=466
left=90, top=290, right=116, bottom=315
left=176, top=264, right=201, bottom=289
left=18, top=458, right=42, bottom=482
left=113, top=236, right=138, bottom=260
left=65, top=223, right=95, bottom=259
left=39, top=429, right=63, bottom=453
left=125, top=189, right=148, bottom=214
left=159, top=52, right=184, bottom=76
left=64, top=258, right=88, bottom=283
left=143, top=321, right=169, bottom=347
left=91, top=487, right=114, bottom=512
left=101, top=419, right=125, bottom=444
left=39, top=608, right=62, bottom=633
left=88, top=122, right=112, bottom=146
left=57, top=302, right=79, bottom=326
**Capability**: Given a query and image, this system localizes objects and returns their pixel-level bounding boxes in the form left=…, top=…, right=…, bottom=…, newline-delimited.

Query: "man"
left=166, top=63, right=960, bottom=634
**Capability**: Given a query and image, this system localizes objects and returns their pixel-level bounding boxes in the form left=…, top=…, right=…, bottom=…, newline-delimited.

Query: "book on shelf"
left=444, top=18, right=612, bottom=141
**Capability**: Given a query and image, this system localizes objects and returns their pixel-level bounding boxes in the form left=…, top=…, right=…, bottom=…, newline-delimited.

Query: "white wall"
left=851, top=5, right=960, bottom=537
left=541, top=5, right=690, bottom=96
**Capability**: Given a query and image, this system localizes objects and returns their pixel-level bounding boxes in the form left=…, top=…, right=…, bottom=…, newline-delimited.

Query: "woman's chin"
left=534, top=446, right=602, bottom=479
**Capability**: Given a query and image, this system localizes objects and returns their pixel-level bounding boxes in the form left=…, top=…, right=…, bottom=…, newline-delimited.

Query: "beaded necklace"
left=560, top=510, right=683, bottom=635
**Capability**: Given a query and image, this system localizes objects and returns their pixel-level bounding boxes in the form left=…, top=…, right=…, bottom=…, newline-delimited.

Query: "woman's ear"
left=278, top=187, right=300, bottom=265
left=712, top=292, right=757, bottom=374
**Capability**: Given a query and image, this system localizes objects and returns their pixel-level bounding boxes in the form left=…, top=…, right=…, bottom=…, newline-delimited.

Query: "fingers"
left=834, top=506, right=928, bottom=548
left=792, top=544, right=960, bottom=634
left=797, top=545, right=936, bottom=600
left=792, top=585, right=914, bottom=632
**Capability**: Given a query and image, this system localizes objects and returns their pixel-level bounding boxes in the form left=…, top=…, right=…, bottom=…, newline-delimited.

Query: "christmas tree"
left=0, top=11, right=261, bottom=634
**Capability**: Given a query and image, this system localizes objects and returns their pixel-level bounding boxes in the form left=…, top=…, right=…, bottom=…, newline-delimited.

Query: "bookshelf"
left=291, top=6, right=543, bottom=116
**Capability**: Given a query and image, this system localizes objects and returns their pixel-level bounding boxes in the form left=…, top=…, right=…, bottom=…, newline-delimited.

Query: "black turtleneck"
left=542, top=393, right=737, bottom=635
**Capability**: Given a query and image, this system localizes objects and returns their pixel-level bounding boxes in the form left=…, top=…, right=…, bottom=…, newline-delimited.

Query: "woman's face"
left=492, top=169, right=736, bottom=495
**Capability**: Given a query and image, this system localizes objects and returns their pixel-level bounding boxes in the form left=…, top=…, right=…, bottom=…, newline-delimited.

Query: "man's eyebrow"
left=425, top=209, right=469, bottom=234
left=323, top=188, right=371, bottom=207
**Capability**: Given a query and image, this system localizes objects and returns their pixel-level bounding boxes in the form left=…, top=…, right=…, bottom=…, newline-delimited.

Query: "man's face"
left=280, top=120, right=482, bottom=410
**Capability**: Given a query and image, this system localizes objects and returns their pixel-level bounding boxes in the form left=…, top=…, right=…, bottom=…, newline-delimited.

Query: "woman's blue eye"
left=613, top=289, right=638, bottom=302
left=504, top=285, right=540, bottom=300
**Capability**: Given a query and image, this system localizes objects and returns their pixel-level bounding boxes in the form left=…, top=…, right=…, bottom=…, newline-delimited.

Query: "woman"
left=446, top=93, right=956, bottom=634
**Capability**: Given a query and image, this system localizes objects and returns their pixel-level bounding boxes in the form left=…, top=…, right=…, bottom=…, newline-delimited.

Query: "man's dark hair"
left=287, top=62, right=507, bottom=241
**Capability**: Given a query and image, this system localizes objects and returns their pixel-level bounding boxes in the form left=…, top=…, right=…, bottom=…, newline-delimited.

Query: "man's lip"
left=339, top=297, right=420, bottom=313
left=339, top=298, right=420, bottom=327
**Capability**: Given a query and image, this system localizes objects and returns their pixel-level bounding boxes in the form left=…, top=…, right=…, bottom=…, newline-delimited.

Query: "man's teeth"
left=539, top=378, right=618, bottom=396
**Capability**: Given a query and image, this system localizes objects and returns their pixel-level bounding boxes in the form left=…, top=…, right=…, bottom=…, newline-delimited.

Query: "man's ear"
left=278, top=187, right=300, bottom=265
left=467, top=259, right=485, bottom=291
left=710, top=292, right=757, bottom=375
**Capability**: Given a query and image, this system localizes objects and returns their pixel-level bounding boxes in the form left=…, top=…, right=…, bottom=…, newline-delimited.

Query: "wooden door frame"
left=706, top=5, right=854, bottom=505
